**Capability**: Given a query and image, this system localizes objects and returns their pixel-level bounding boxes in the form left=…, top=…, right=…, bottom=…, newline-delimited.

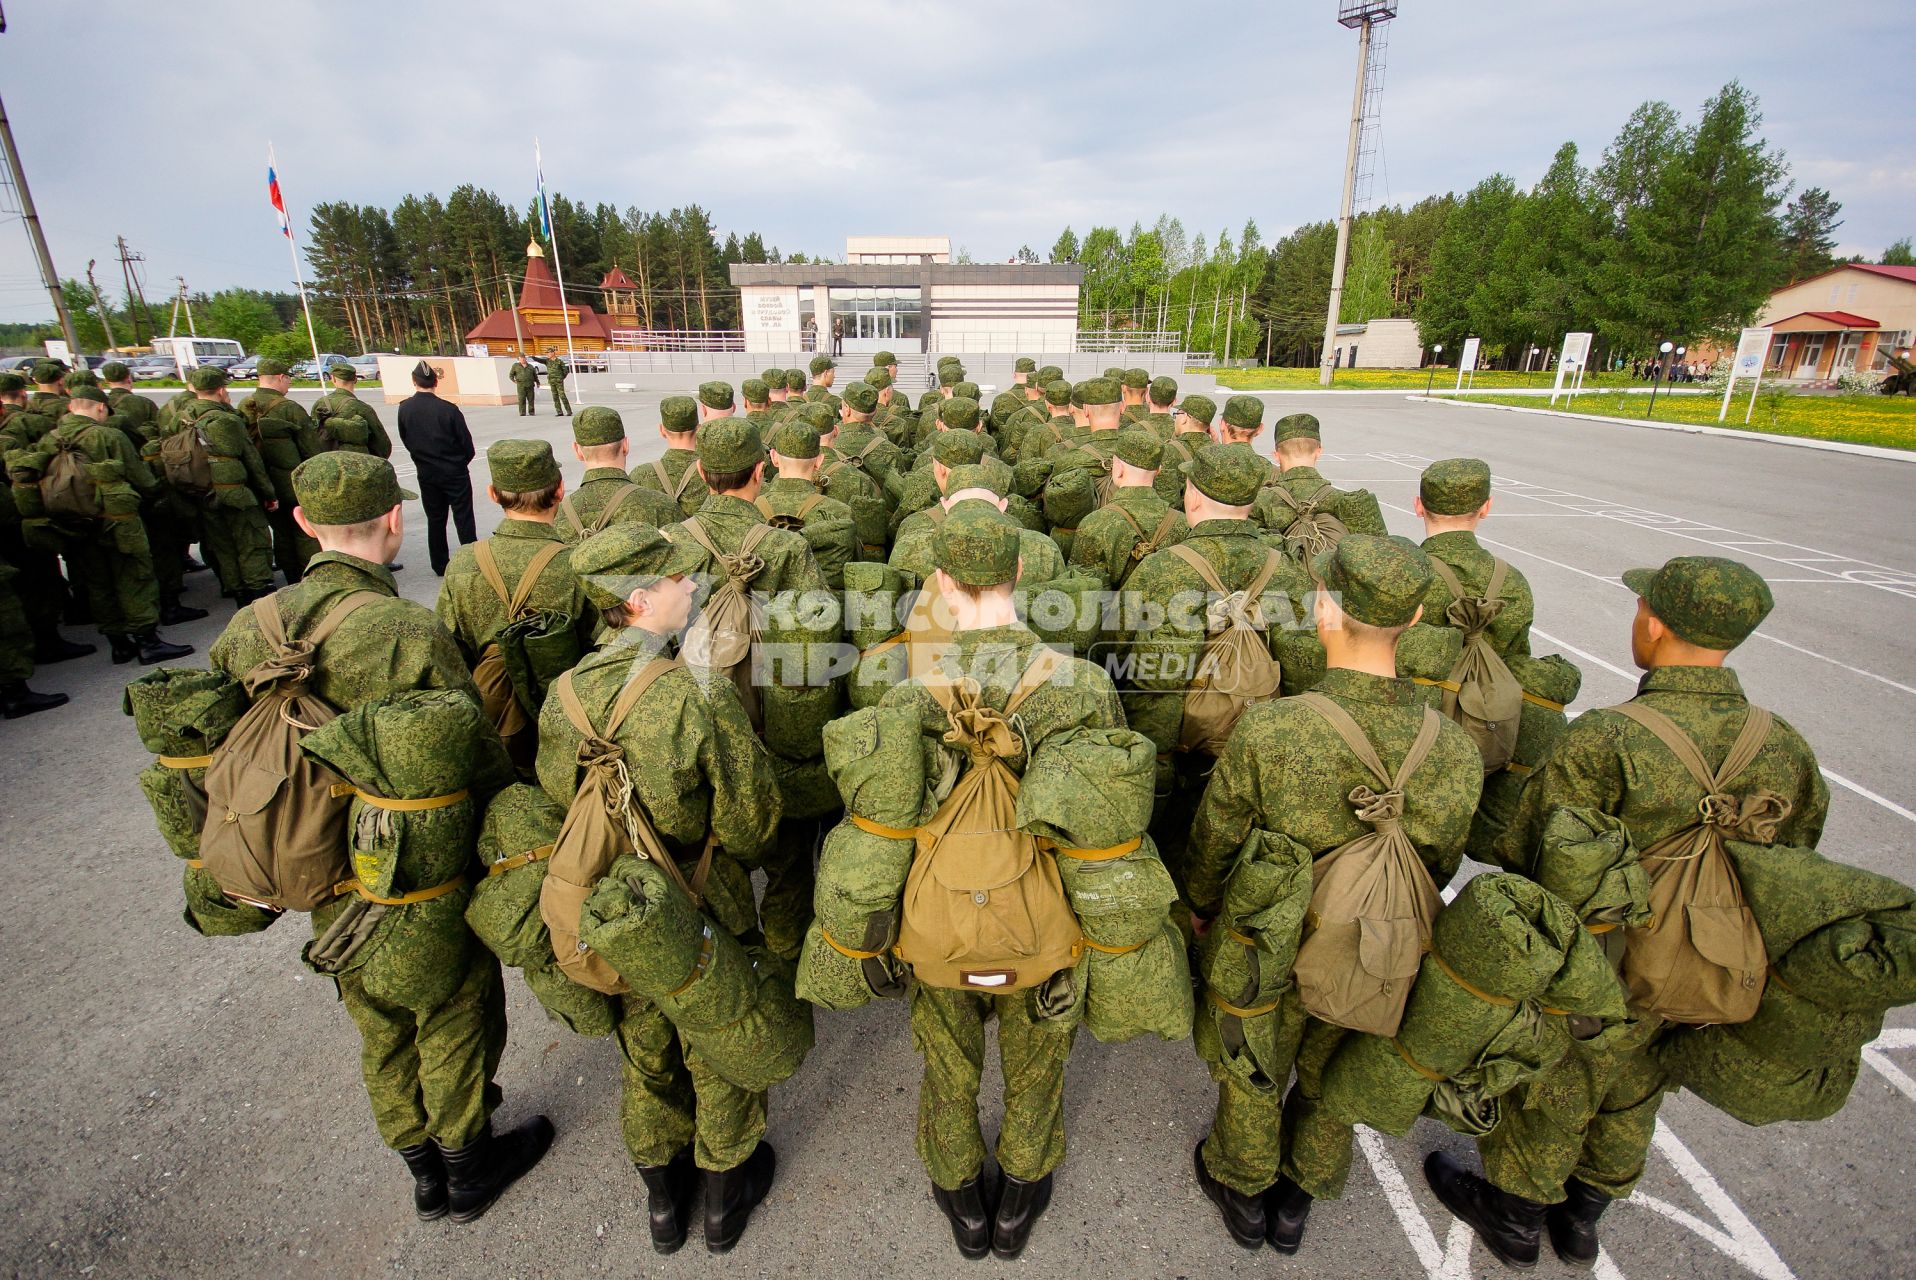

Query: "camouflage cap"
left=953, top=381, right=980, bottom=402
left=798, top=401, right=836, bottom=431
left=294, top=451, right=416, bottom=524
left=1179, top=393, right=1217, bottom=427
left=331, top=363, right=359, bottom=382
left=760, top=366, right=783, bottom=387
left=937, top=365, right=963, bottom=388
left=1274, top=412, right=1321, bottom=443
left=695, top=416, right=765, bottom=472
left=572, top=404, right=626, bottom=446
left=0, top=373, right=25, bottom=394
left=784, top=369, right=806, bottom=392
left=1036, top=365, right=1063, bottom=384
left=188, top=365, right=229, bottom=391
left=30, top=359, right=67, bottom=383
left=934, top=505, right=1021, bottom=586
left=937, top=355, right=964, bottom=370
left=100, top=361, right=131, bottom=382
left=1043, top=379, right=1071, bottom=407
left=929, top=428, right=988, bottom=468
left=1182, top=441, right=1265, bottom=507
left=767, top=420, right=821, bottom=460
left=255, top=357, right=291, bottom=378
left=1419, top=457, right=1492, bottom=515
left=697, top=380, right=735, bottom=410
left=659, top=395, right=698, bottom=433
left=1080, top=377, right=1121, bottom=406
left=66, top=384, right=108, bottom=405
left=1148, top=375, right=1178, bottom=405
left=841, top=381, right=879, bottom=414
left=1221, top=395, right=1265, bottom=431
left=742, top=377, right=770, bottom=404
left=863, top=368, right=892, bottom=390
left=943, top=462, right=1007, bottom=499
left=809, top=354, right=835, bottom=374
left=570, top=523, right=706, bottom=611
left=487, top=438, right=562, bottom=491
left=1122, top=367, right=1149, bottom=390
left=938, top=396, right=982, bottom=431
left=1112, top=428, right=1163, bottom=471
left=1622, top=556, right=1773, bottom=650
left=64, top=370, right=101, bottom=389
left=872, top=350, right=897, bottom=367
left=1103, top=366, right=1124, bottom=380
left=1312, top=534, right=1433, bottom=629
left=1070, top=382, right=1087, bottom=409
left=1014, top=357, right=1037, bottom=373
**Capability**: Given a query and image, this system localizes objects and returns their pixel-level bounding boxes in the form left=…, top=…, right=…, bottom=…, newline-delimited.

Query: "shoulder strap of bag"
left=1245, top=548, right=1283, bottom=601
left=739, top=521, right=773, bottom=557
left=651, top=458, right=672, bottom=491
left=1168, top=543, right=1229, bottom=596
left=1427, top=556, right=1466, bottom=601
left=1111, top=502, right=1146, bottom=540
left=1484, top=557, right=1509, bottom=605
left=1611, top=701, right=1776, bottom=794
left=556, top=496, right=585, bottom=536
left=1308, top=482, right=1336, bottom=511
left=507, top=541, right=567, bottom=616
left=1149, top=509, right=1181, bottom=548
left=1296, top=691, right=1445, bottom=792
left=473, top=540, right=512, bottom=607
left=798, top=493, right=824, bottom=520
left=594, top=483, right=635, bottom=532
left=671, top=458, right=699, bottom=501
left=680, top=515, right=723, bottom=561
left=1005, top=644, right=1067, bottom=716
left=254, top=588, right=380, bottom=660
left=753, top=496, right=776, bottom=521
left=1267, top=484, right=1303, bottom=517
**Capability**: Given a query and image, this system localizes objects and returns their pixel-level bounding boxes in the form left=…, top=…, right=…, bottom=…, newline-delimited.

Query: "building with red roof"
left=464, top=241, right=616, bottom=357
left=1756, top=263, right=1916, bottom=380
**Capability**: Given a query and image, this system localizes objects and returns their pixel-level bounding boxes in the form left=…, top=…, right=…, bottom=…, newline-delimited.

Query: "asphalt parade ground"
left=3, top=387, right=1912, bottom=1279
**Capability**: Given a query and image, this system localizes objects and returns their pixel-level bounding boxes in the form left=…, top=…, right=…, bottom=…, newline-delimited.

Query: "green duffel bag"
left=1397, top=624, right=1463, bottom=713
left=804, top=818, right=915, bottom=1007
left=1056, top=833, right=1179, bottom=950
left=1022, top=571, right=1104, bottom=655
left=822, top=706, right=933, bottom=828
left=1079, top=916, right=1193, bottom=1045
left=182, top=862, right=278, bottom=937
left=124, top=667, right=249, bottom=858
left=1017, top=726, right=1156, bottom=855
left=843, top=562, right=913, bottom=709
left=1194, top=830, right=1316, bottom=1091
left=496, top=608, right=584, bottom=717
left=1657, top=1009, right=1871, bottom=1126
left=1525, top=805, right=1653, bottom=933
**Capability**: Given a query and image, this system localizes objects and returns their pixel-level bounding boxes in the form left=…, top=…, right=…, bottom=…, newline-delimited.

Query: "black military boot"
left=160, top=595, right=210, bottom=625
left=1193, top=1143, right=1264, bottom=1248
left=34, top=634, right=94, bottom=663
left=1265, top=1176, right=1314, bottom=1254
left=703, top=1142, right=776, bottom=1253
left=439, top=1115, right=556, bottom=1224
left=398, top=1143, right=448, bottom=1221
left=138, top=631, right=194, bottom=665
left=1546, top=1177, right=1612, bottom=1268
left=990, top=1171, right=1053, bottom=1261
left=109, top=634, right=140, bottom=664
left=635, top=1150, right=696, bottom=1254
left=0, top=681, right=67, bottom=719
left=1425, top=1151, right=1546, bottom=1270
left=932, top=1173, right=996, bottom=1260
left=182, top=554, right=209, bottom=573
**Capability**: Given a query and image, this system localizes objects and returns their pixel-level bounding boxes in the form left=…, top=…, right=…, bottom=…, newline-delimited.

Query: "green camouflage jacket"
left=311, top=388, right=393, bottom=457
left=889, top=506, right=1067, bottom=588
left=26, top=390, right=68, bottom=420
left=508, top=362, right=537, bottom=390
left=1185, top=668, right=1483, bottom=915
left=1488, top=665, right=1828, bottom=875
left=238, top=388, right=323, bottom=503
left=1153, top=431, right=1207, bottom=509
left=1418, top=529, right=1535, bottom=658
left=534, top=628, right=780, bottom=860
left=434, top=518, right=594, bottom=667
left=156, top=390, right=196, bottom=433
left=755, top=476, right=858, bottom=590
left=557, top=466, right=680, bottom=543
left=0, top=403, right=56, bottom=453
left=1066, top=486, right=1189, bottom=590
left=178, top=398, right=275, bottom=504
left=826, top=422, right=906, bottom=487
left=629, top=446, right=708, bottom=519
left=1253, top=464, right=1385, bottom=541
left=106, top=388, right=158, bottom=440
left=15, top=415, right=161, bottom=528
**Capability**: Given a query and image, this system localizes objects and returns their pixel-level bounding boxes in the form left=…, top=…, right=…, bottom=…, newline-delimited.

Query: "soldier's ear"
left=293, top=506, right=318, bottom=538
left=1478, top=496, right=1494, bottom=520
left=1412, top=495, right=1427, bottom=519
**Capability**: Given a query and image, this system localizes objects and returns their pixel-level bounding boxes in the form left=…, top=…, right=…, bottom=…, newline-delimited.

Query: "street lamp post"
left=1425, top=343, right=1443, bottom=396
left=1647, top=340, right=1675, bottom=418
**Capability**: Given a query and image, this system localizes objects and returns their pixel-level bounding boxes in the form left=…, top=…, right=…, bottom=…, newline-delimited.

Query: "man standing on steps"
left=396, top=361, right=476, bottom=576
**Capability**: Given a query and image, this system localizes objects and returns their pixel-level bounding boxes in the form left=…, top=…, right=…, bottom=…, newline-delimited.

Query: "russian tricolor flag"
left=268, top=165, right=290, bottom=238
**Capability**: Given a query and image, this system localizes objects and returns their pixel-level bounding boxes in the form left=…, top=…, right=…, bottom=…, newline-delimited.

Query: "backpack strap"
left=1168, top=543, right=1229, bottom=596
left=753, top=496, right=776, bottom=521
left=1004, top=644, right=1068, bottom=716
left=1427, top=556, right=1466, bottom=602
left=679, top=515, right=723, bottom=562
left=651, top=458, right=672, bottom=491
left=1167, top=544, right=1280, bottom=604
left=594, top=483, right=635, bottom=532
left=557, top=496, right=586, bottom=536
left=475, top=539, right=566, bottom=617
left=671, top=458, right=699, bottom=502
left=1484, top=557, right=1509, bottom=605
left=1610, top=701, right=1776, bottom=794
left=472, top=540, right=512, bottom=607
left=797, top=493, right=824, bottom=520
left=1110, top=502, right=1147, bottom=541
left=1296, top=691, right=1446, bottom=794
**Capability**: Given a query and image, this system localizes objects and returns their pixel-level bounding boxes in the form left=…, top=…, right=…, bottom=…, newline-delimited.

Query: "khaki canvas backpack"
left=677, top=518, right=772, bottom=728
left=558, top=484, right=638, bottom=540
left=1290, top=693, right=1447, bottom=1036
left=1168, top=544, right=1285, bottom=756
left=1267, top=482, right=1349, bottom=559
left=896, top=647, right=1083, bottom=992
left=755, top=492, right=823, bottom=534
left=1612, top=701, right=1777, bottom=1026
left=39, top=435, right=102, bottom=520
left=1426, top=558, right=1525, bottom=773
left=198, top=591, right=381, bottom=912
left=651, top=456, right=703, bottom=511
left=540, top=658, right=713, bottom=994
left=1110, top=505, right=1183, bottom=587
left=469, top=540, right=566, bottom=746
left=157, top=426, right=215, bottom=498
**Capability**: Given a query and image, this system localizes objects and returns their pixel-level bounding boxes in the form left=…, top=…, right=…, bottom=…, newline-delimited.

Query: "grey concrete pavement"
left=2, top=389, right=1912, bottom=1279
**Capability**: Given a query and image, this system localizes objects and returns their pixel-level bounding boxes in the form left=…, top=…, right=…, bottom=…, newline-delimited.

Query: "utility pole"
left=116, top=236, right=149, bottom=344
left=0, top=85, right=80, bottom=355
left=1319, top=3, right=1397, bottom=386
left=85, top=260, right=116, bottom=352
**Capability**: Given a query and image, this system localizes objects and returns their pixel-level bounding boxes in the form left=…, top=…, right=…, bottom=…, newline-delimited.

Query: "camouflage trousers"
left=758, top=815, right=825, bottom=963
left=0, top=568, right=33, bottom=680
left=616, top=997, right=767, bottom=1172
left=65, top=519, right=159, bottom=637
left=199, top=505, right=274, bottom=595
left=1152, top=752, right=1218, bottom=905
left=336, top=951, right=507, bottom=1151
left=267, top=503, right=319, bottom=584
left=144, top=506, right=186, bottom=598
left=550, top=383, right=571, bottom=415
left=910, top=983, right=1077, bottom=1191
left=1199, top=1000, right=1344, bottom=1197
left=1478, top=1017, right=1668, bottom=1204
left=516, top=385, right=535, bottom=416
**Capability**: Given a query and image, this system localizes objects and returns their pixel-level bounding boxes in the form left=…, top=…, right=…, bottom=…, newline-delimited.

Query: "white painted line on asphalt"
left=1750, top=631, right=1916, bottom=697
left=1531, top=628, right=1638, bottom=683
left=1820, top=772, right=1916, bottom=826
left=1630, top=1124, right=1797, bottom=1280
left=1356, top=1127, right=1478, bottom=1279
left=1861, top=1043, right=1916, bottom=1105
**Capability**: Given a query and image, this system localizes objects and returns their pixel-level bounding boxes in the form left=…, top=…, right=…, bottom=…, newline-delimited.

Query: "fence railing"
left=928, top=329, right=1185, bottom=355
left=607, top=329, right=746, bottom=352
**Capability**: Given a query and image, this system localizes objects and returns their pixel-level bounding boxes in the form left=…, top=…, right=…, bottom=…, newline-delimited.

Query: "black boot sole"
left=1427, top=1170, right=1538, bottom=1271
left=1193, top=1145, right=1265, bottom=1249
left=706, top=1148, right=776, bottom=1253
left=415, top=1201, right=448, bottom=1222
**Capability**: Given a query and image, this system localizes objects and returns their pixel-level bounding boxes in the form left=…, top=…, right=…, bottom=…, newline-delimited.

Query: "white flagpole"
left=270, top=143, right=325, bottom=372
left=537, top=138, right=582, bottom=406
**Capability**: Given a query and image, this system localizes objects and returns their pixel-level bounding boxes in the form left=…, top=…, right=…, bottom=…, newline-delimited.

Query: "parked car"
left=347, top=353, right=383, bottom=382
left=131, top=354, right=179, bottom=380
left=0, top=355, right=37, bottom=372
left=226, top=355, right=260, bottom=380
left=288, top=360, right=319, bottom=381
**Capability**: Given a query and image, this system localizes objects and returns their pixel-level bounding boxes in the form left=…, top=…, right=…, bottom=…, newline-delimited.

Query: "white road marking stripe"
left=1630, top=1124, right=1797, bottom=1280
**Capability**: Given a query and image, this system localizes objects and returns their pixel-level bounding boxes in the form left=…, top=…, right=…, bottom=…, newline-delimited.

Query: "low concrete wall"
left=377, top=355, right=514, bottom=406
left=575, top=352, right=1191, bottom=396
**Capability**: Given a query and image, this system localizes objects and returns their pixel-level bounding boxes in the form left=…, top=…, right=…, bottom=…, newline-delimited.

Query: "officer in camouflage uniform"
left=538, top=522, right=782, bottom=1253
left=557, top=406, right=678, bottom=541
left=238, top=358, right=323, bottom=582
left=1153, top=393, right=1215, bottom=509
left=21, top=387, right=195, bottom=664
left=509, top=356, right=538, bottom=416
left=1186, top=535, right=1480, bottom=1253
left=1414, top=458, right=1533, bottom=658
left=756, top=421, right=857, bottom=589
left=1066, top=428, right=1188, bottom=591
left=629, top=395, right=710, bottom=519
left=1253, top=411, right=1386, bottom=550
left=546, top=355, right=572, bottom=416
left=881, top=506, right=1125, bottom=1261
left=176, top=366, right=278, bottom=603
left=1119, top=367, right=1150, bottom=423
left=665, top=418, right=842, bottom=961
left=311, top=364, right=394, bottom=457
left=1431, top=556, right=1828, bottom=1269
left=210, top=451, right=552, bottom=1223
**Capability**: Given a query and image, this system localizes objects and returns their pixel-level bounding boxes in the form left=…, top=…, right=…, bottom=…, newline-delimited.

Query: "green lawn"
left=1435, top=389, right=1916, bottom=452
left=1202, top=366, right=1648, bottom=392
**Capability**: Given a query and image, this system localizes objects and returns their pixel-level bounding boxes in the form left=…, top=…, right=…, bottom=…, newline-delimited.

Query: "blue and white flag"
left=535, top=141, right=552, bottom=242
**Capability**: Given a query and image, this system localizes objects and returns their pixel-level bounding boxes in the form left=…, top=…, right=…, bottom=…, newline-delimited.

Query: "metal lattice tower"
left=1351, top=19, right=1389, bottom=212
left=1319, top=1, right=1398, bottom=385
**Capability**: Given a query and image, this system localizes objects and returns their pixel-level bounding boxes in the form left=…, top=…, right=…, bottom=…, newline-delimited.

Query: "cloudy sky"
left=1, top=0, right=1910, bottom=323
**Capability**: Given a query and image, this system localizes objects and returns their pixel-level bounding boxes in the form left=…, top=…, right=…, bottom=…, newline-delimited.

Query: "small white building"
left=730, top=236, right=1084, bottom=356
left=1330, top=318, right=1425, bottom=369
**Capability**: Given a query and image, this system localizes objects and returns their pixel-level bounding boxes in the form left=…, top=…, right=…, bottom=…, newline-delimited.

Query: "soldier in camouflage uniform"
left=1136, top=376, right=1178, bottom=437
left=1253, top=411, right=1386, bottom=550
left=1187, top=535, right=1480, bottom=1254
left=538, top=522, right=782, bottom=1253
left=888, top=419, right=990, bottom=538
left=26, top=359, right=70, bottom=420
left=1430, top=556, right=1827, bottom=1269
left=1119, top=367, right=1150, bottom=423
left=175, top=366, right=278, bottom=603
left=809, top=354, right=836, bottom=393
left=1414, top=458, right=1533, bottom=657
left=509, top=356, right=538, bottom=416
left=817, top=383, right=901, bottom=561
left=665, top=418, right=842, bottom=961
left=210, top=451, right=552, bottom=1223
left=0, top=560, right=65, bottom=716
left=755, top=421, right=857, bottom=589
left=1038, top=377, right=1126, bottom=557
left=1153, top=393, right=1215, bottom=509
left=1010, top=379, right=1077, bottom=464
left=1066, top=428, right=1188, bottom=591
left=311, top=364, right=394, bottom=456
left=890, top=463, right=1065, bottom=589
left=101, top=361, right=204, bottom=619
left=0, top=373, right=91, bottom=659
left=630, top=395, right=711, bottom=519
left=546, top=355, right=572, bottom=416
left=740, top=378, right=774, bottom=430
left=238, top=357, right=323, bottom=582
left=557, top=406, right=679, bottom=541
